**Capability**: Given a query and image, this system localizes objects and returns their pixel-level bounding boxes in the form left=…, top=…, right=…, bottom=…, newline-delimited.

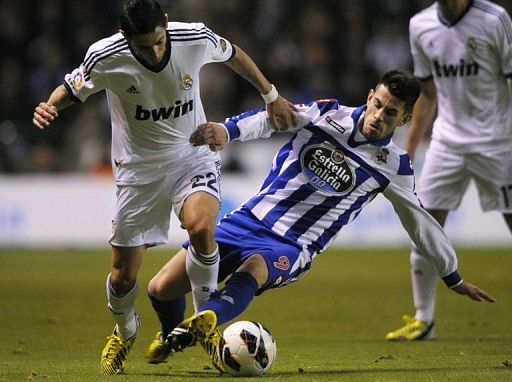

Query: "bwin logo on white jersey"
left=135, top=99, right=194, bottom=121
left=301, top=144, right=355, bottom=195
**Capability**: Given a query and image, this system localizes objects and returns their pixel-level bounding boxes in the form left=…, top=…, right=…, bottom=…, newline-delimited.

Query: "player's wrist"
left=261, top=84, right=278, bottom=104
left=443, top=271, right=463, bottom=289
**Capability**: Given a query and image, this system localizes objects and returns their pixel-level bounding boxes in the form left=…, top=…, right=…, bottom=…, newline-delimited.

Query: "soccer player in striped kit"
left=386, top=0, right=512, bottom=342
left=32, top=0, right=294, bottom=374
left=144, top=70, right=494, bottom=372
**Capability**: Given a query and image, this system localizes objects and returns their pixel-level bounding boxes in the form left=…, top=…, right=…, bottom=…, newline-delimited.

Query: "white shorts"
left=109, top=159, right=221, bottom=247
left=418, top=139, right=512, bottom=213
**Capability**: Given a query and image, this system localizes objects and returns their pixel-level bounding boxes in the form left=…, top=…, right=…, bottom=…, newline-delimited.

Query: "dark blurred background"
left=1, top=0, right=510, bottom=174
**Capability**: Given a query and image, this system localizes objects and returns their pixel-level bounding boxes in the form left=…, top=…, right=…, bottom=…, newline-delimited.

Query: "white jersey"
left=409, top=0, right=512, bottom=150
left=222, top=100, right=460, bottom=281
left=64, top=22, right=234, bottom=185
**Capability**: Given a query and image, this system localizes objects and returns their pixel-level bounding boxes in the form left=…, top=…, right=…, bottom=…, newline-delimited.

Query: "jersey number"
left=191, top=172, right=218, bottom=193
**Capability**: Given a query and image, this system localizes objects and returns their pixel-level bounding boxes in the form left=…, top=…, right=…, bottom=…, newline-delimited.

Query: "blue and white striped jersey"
left=222, top=100, right=460, bottom=282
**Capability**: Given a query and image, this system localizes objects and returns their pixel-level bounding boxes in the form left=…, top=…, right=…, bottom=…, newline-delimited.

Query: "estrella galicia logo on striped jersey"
left=300, top=144, right=355, bottom=195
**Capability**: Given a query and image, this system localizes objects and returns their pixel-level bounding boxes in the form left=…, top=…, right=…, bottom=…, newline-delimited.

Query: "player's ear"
left=398, top=113, right=412, bottom=126
left=164, top=13, right=168, bottom=24
left=367, top=89, right=375, bottom=103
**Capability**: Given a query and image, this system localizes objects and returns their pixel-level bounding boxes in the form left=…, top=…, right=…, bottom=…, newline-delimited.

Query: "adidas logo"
left=126, top=85, right=139, bottom=94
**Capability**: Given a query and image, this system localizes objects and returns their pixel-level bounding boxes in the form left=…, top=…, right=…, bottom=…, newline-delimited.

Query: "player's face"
left=361, top=85, right=411, bottom=141
left=129, top=26, right=168, bottom=67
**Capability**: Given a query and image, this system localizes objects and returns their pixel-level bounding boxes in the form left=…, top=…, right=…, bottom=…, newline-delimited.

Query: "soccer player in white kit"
left=142, top=70, right=494, bottom=371
left=386, top=0, right=512, bottom=341
left=32, top=0, right=295, bottom=374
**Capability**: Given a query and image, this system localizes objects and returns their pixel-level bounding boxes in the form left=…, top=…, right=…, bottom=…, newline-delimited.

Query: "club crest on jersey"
left=220, top=38, right=227, bottom=52
left=467, top=36, right=477, bottom=51
left=273, top=256, right=290, bottom=271
left=372, top=147, right=389, bottom=164
left=67, top=69, right=84, bottom=91
left=300, top=144, right=355, bottom=195
left=181, top=73, right=193, bottom=90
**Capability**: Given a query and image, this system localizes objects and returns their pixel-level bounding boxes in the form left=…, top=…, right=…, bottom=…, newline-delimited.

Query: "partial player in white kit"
left=32, top=0, right=295, bottom=375
left=386, top=0, right=512, bottom=341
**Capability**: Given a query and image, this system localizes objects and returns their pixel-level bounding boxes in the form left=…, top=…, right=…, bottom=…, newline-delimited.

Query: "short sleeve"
left=492, top=10, right=512, bottom=77
left=409, top=18, right=432, bottom=80
left=63, top=44, right=110, bottom=102
left=201, top=24, right=234, bottom=64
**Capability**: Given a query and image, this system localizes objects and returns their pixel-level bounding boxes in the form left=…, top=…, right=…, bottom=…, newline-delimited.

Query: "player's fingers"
left=33, top=111, right=51, bottom=129
left=32, top=117, right=45, bottom=129
left=39, top=103, right=58, bottom=118
left=35, top=106, right=56, bottom=122
left=190, top=128, right=208, bottom=145
left=272, top=116, right=285, bottom=132
left=191, top=125, right=217, bottom=146
left=478, top=289, right=496, bottom=302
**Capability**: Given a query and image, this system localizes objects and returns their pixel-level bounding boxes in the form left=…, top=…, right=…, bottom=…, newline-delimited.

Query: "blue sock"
left=199, top=272, right=259, bottom=325
left=148, top=294, right=186, bottom=338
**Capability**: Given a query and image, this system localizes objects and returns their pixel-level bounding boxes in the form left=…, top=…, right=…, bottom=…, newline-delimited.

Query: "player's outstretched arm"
left=224, top=44, right=296, bottom=131
left=33, top=85, right=75, bottom=130
left=451, top=281, right=496, bottom=302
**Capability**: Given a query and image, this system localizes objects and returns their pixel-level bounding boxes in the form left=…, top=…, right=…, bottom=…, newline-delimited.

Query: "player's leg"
left=199, top=254, right=268, bottom=326
left=165, top=253, right=269, bottom=373
left=145, top=248, right=191, bottom=364
left=411, top=209, right=447, bottom=327
left=387, top=141, right=466, bottom=341
left=108, top=245, right=144, bottom=338
left=101, top=245, right=144, bottom=374
left=171, top=254, right=268, bottom=373
left=181, top=191, right=220, bottom=311
left=172, top=159, right=221, bottom=312
left=469, top=146, right=512, bottom=235
left=102, top=179, right=172, bottom=373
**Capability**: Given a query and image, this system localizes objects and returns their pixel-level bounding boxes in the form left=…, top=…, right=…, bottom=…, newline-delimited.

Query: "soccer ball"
left=220, top=320, right=277, bottom=377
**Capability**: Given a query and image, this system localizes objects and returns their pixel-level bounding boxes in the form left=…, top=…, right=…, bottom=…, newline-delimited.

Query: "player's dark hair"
left=378, top=70, right=421, bottom=114
left=120, top=0, right=166, bottom=39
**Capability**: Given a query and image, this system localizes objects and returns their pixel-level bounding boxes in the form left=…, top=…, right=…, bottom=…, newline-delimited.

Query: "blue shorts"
left=184, top=208, right=312, bottom=295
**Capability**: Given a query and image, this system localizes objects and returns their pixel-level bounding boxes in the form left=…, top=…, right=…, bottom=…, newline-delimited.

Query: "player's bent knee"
left=186, top=219, right=216, bottom=250
left=237, top=254, right=269, bottom=288
left=110, top=274, right=137, bottom=295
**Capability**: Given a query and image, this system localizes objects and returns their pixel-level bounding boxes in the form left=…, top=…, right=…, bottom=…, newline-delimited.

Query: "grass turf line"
left=0, top=248, right=510, bottom=381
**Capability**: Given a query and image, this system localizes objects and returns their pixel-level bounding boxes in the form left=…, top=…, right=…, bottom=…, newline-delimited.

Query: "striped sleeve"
left=224, top=102, right=324, bottom=142
left=169, top=22, right=234, bottom=64
left=495, top=7, right=512, bottom=76
left=64, top=37, right=128, bottom=102
left=383, top=178, right=460, bottom=282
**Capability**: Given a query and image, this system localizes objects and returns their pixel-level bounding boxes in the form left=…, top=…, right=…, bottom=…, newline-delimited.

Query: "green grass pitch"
left=0, top=247, right=510, bottom=381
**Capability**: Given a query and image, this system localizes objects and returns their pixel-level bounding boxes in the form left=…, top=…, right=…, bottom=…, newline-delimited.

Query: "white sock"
left=106, top=273, right=139, bottom=340
left=185, top=244, right=219, bottom=312
left=410, top=247, right=437, bottom=324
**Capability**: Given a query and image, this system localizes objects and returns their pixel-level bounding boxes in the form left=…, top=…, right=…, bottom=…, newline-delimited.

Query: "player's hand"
left=451, top=281, right=496, bottom=302
left=190, top=122, right=228, bottom=152
left=33, top=102, right=58, bottom=129
left=267, top=96, right=296, bottom=132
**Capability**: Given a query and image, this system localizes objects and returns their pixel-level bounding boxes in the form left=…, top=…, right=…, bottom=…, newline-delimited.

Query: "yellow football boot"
left=145, top=332, right=173, bottom=364
left=200, top=328, right=226, bottom=373
left=385, top=314, right=434, bottom=341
